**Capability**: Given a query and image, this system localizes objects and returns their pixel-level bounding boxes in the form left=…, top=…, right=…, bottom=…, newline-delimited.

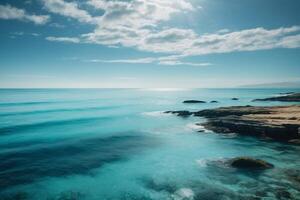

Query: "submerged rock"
left=231, top=98, right=239, bottom=100
left=1, top=192, right=29, bottom=200
left=56, top=191, right=84, bottom=200
left=230, top=157, right=273, bottom=170
left=183, top=100, right=206, bottom=103
left=284, top=169, right=300, bottom=184
left=164, top=110, right=192, bottom=117
left=275, top=188, right=292, bottom=200
left=210, top=101, right=219, bottom=103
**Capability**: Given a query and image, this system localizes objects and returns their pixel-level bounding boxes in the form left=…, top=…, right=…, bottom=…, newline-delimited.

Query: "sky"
left=0, top=0, right=300, bottom=88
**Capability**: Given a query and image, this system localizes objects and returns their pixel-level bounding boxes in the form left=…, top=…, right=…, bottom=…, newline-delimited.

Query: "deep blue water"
left=0, top=88, right=299, bottom=200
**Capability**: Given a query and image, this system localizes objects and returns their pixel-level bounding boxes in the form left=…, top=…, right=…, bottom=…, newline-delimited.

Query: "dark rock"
left=201, top=120, right=232, bottom=133
left=164, top=110, right=192, bottom=117
left=201, top=117, right=299, bottom=142
left=193, top=106, right=271, bottom=118
left=231, top=98, right=239, bottom=100
left=210, top=101, right=219, bottom=103
left=253, top=93, right=300, bottom=102
left=1, top=192, right=28, bottom=200
left=276, top=188, right=292, bottom=200
left=56, top=191, right=84, bottom=200
left=183, top=100, right=206, bottom=103
left=255, top=190, right=268, bottom=197
left=230, top=157, right=273, bottom=169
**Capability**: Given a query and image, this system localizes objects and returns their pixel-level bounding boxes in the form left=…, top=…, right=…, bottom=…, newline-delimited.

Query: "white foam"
left=195, top=159, right=208, bottom=167
left=196, top=157, right=229, bottom=168
left=142, top=111, right=172, bottom=117
left=173, top=188, right=195, bottom=200
left=186, top=123, right=206, bottom=132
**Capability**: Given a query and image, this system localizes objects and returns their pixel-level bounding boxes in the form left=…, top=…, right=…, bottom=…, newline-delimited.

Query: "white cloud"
left=82, top=2, right=300, bottom=57
left=42, top=0, right=94, bottom=23
left=86, top=57, right=156, bottom=64
left=88, top=0, right=194, bottom=27
left=0, top=4, right=49, bottom=24
left=12, top=31, right=24, bottom=36
left=46, top=36, right=80, bottom=43
left=49, top=22, right=65, bottom=28
left=84, top=56, right=211, bottom=66
left=278, top=34, right=300, bottom=48
left=41, top=1, right=300, bottom=61
left=158, top=60, right=212, bottom=66
left=11, top=32, right=40, bottom=37
left=82, top=25, right=300, bottom=56
left=182, top=26, right=300, bottom=56
left=31, top=33, right=40, bottom=37
left=80, top=0, right=195, bottom=50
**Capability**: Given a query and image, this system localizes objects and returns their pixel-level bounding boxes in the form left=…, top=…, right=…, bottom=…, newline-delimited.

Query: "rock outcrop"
left=164, top=110, right=192, bottom=117
left=229, top=157, right=273, bottom=169
left=200, top=105, right=300, bottom=142
left=253, top=93, right=300, bottom=102
left=167, top=105, right=300, bottom=143
left=183, top=100, right=206, bottom=103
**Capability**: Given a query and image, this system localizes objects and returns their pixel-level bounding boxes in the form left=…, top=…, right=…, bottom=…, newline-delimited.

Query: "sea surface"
left=0, top=88, right=299, bottom=200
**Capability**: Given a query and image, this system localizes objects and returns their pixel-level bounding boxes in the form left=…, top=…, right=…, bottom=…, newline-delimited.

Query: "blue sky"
left=0, top=0, right=300, bottom=88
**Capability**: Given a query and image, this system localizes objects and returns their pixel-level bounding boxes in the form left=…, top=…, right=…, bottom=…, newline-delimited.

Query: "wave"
left=195, top=158, right=228, bottom=168
left=141, top=111, right=172, bottom=117
left=0, top=101, right=55, bottom=106
left=0, top=115, right=121, bottom=136
left=0, top=105, right=125, bottom=117
left=185, top=123, right=206, bottom=132
left=0, top=98, right=124, bottom=107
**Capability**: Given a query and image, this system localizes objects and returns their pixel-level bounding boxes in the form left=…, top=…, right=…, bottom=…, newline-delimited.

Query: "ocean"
left=0, top=88, right=299, bottom=200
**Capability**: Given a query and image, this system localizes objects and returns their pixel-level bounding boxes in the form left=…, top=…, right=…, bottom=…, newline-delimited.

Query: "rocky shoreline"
left=199, top=105, right=300, bottom=143
left=166, top=93, right=300, bottom=144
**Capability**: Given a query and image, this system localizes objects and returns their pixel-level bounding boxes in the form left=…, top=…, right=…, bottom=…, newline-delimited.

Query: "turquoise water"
left=0, top=88, right=299, bottom=200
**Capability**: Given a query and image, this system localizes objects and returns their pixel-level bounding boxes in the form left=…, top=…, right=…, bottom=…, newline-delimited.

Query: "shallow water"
left=0, top=88, right=299, bottom=200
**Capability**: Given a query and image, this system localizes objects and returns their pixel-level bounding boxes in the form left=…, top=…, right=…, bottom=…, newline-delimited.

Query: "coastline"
left=166, top=93, right=300, bottom=144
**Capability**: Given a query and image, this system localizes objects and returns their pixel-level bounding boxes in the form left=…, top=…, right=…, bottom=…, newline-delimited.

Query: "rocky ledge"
left=253, top=92, right=300, bottom=102
left=166, top=105, right=300, bottom=143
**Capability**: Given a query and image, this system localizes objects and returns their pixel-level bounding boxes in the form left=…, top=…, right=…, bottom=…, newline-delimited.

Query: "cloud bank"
left=0, top=4, right=49, bottom=24
left=1, top=0, right=300, bottom=65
